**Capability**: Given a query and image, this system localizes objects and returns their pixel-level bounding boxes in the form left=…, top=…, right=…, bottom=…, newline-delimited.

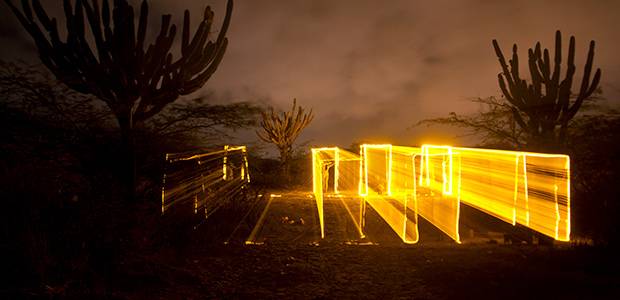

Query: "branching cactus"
left=492, top=30, right=601, bottom=150
left=257, top=99, right=314, bottom=182
left=4, top=0, right=233, bottom=199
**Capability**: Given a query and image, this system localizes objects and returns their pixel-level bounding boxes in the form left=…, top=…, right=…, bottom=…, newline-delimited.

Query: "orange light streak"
left=311, top=144, right=571, bottom=243
left=162, top=145, right=251, bottom=216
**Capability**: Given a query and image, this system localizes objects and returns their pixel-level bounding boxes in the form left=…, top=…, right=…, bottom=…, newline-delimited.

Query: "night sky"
left=2, top=0, right=619, bottom=151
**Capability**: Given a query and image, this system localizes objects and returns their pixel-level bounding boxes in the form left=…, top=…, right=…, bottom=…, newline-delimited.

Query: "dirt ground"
left=108, top=191, right=620, bottom=299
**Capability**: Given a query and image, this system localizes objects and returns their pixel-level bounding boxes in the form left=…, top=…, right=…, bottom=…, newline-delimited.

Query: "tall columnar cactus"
left=257, top=99, right=314, bottom=181
left=4, top=0, right=233, bottom=199
left=492, top=30, right=601, bottom=151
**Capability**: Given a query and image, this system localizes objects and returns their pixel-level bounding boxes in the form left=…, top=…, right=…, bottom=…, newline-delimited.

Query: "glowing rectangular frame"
left=162, top=145, right=250, bottom=215
left=311, top=144, right=570, bottom=243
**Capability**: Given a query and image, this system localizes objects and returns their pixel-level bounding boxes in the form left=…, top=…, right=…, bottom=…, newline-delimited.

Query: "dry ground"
left=106, top=191, right=620, bottom=299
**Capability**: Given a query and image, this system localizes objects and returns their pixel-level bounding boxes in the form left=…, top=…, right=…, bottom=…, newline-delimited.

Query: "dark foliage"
left=568, top=111, right=620, bottom=243
left=4, top=0, right=234, bottom=200
left=418, top=96, right=526, bottom=150
left=0, top=60, right=260, bottom=297
left=248, top=146, right=312, bottom=190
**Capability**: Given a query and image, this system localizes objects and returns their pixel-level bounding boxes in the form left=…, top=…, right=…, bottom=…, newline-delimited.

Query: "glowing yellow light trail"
left=245, top=194, right=276, bottom=245
left=360, top=144, right=420, bottom=243
left=415, top=145, right=462, bottom=243
left=162, top=145, right=251, bottom=217
left=453, top=146, right=570, bottom=241
left=311, top=144, right=571, bottom=243
left=312, top=147, right=363, bottom=238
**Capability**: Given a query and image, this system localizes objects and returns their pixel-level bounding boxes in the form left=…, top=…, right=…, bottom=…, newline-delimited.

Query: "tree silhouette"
left=417, top=96, right=526, bottom=150
left=4, top=0, right=233, bottom=200
left=492, top=30, right=601, bottom=151
left=256, top=99, right=313, bottom=182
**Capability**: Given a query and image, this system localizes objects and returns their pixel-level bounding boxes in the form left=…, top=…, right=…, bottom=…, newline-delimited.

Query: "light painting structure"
left=360, top=145, right=421, bottom=243
left=311, top=147, right=363, bottom=238
left=162, top=145, right=250, bottom=217
left=311, top=144, right=570, bottom=243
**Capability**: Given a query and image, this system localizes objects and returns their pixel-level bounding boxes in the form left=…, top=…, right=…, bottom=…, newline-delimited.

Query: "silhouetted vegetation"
left=0, top=57, right=260, bottom=297
left=568, top=111, right=620, bottom=243
left=2, top=1, right=619, bottom=298
left=491, top=30, right=601, bottom=151
left=418, top=96, right=526, bottom=149
left=257, top=99, right=314, bottom=184
left=5, top=0, right=234, bottom=200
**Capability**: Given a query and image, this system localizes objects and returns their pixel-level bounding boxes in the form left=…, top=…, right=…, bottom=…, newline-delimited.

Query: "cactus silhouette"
left=257, top=99, right=314, bottom=182
left=492, top=30, right=601, bottom=151
left=4, top=0, right=233, bottom=200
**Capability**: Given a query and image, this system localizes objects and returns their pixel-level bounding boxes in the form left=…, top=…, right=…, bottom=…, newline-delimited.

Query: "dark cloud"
left=2, top=0, right=619, bottom=150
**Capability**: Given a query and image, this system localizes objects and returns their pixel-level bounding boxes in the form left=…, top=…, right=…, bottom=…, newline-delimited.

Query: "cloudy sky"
left=2, top=0, right=620, bottom=151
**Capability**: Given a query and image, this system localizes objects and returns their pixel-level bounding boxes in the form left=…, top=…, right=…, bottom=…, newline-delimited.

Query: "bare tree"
left=4, top=0, right=233, bottom=200
left=0, top=60, right=112, bottom=132
left=256, top=99, right=313, bottom=182
left=146, top=98, right=260, bottom=147
left=418, top=96, right=526, bottom=150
